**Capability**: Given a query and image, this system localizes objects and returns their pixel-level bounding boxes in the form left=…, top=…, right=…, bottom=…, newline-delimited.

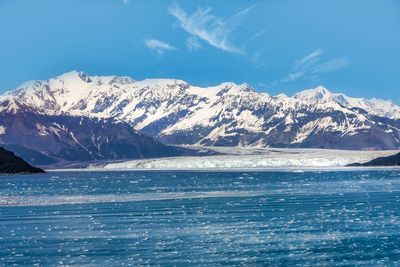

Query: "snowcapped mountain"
left=1, top=70, right=399, bottom=150
left=293, top=86, right=400, bottom=119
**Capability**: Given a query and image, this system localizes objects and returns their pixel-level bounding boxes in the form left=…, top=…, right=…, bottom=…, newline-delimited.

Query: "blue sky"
left=1, top=0, right=399, bottom=103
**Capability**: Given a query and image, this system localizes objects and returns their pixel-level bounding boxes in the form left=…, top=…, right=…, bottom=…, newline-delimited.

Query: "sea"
left=1, top=170, right=400, bottom=266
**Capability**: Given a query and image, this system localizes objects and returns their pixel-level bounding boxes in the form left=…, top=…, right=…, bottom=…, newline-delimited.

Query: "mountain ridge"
left=6, top=71, right=399, bottom=118
left=1, top=71, right=399, bottom=150
left=0, top=102, right=195, bottom=166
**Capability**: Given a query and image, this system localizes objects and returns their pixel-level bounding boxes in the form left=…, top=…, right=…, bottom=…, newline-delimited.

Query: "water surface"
left=1, top=170, right=400, bottom=265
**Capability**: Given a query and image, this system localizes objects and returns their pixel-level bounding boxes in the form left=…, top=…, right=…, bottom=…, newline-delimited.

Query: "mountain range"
left=0, top=71, right=399, bottom=165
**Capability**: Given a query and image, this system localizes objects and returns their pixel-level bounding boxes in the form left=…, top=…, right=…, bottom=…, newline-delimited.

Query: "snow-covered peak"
left=214, top=82, right=256, bottom=96
left=107, top=76, right=136, bottom=85
left=1, top=71, right=399, bottom=150
left=135, top=78, right=188, bottom=88
left=237, top=83, right=256, bottom=93
left=357, top=97, right=400, bottom=119
left=274, top=93, right=290, bottom=100
left=293, top=86, right=334, bottom=104
left=2, top=71, right=400, bottom=122
left=291, top=85, right=400, bottom=118
left=55, top=70, right=92, bottom=83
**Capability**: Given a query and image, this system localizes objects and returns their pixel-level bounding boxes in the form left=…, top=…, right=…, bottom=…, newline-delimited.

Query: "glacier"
left=94, top=147, right=399, bottom=170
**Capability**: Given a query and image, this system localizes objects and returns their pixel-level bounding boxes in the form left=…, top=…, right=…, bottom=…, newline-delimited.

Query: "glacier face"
left=2, top=70, right=400, bottom=150
left=97, top=147, right=398, bottom=170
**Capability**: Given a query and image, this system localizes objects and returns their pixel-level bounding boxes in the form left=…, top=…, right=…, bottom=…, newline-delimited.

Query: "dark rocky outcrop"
left=348, top=152, right=400, bottom=166
left=0, top=147, right=44, bottom=173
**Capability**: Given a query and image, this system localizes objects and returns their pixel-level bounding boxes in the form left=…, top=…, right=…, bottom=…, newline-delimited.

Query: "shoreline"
left=47, top=166, right=400, bottom=173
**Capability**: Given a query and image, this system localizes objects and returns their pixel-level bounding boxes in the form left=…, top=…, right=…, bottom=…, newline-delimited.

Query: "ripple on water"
left=1, top=170, right=400, bottom=265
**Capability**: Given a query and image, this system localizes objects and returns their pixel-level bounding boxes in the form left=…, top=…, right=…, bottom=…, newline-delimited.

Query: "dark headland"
left=0, top=147, right=44, bottom=174
left=348, top=152, right=400, bottom=167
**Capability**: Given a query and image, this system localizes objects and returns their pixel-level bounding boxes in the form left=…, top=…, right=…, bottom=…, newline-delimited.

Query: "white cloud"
left=122, top=0, right=130, bottom=5
left=144, top=38, right=176, bottom=57
left=280, top=48, right=351, bottom=83
left=168, top=3, right=254, bottom=54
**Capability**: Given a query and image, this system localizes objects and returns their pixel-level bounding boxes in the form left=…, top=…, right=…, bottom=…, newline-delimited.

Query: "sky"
left=1, top=0, right=399, bottom=103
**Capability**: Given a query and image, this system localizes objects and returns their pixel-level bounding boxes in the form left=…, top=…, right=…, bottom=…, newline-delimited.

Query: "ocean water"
left=1, top=170, right=400, bottom=266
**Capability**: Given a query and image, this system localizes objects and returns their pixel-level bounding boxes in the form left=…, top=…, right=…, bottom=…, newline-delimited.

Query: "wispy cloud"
left=168, top=3, right=255, bottom=54
left=281, top=71, right=306, bottom=82
left=144, top=38, right=176, bottom=57
left=251, top=46, right=271, bottom=64
left=280, top=48, right=351, bottom=83
left=243, top=30, right=266, bottom=48
left=186, top=36, right=202, bottom=51
left=312, top=58, right=351, bottom=73
left=122, top=0, right=130, bottom=5
left=244, top=31, right=270, bottom=64
left=294, top=48, right=325, bottom=70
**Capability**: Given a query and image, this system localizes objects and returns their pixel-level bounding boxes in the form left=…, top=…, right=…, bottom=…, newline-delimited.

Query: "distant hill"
left=0, top=147, right=44, bottom=174
left=348, top=152, right=400, bottom=167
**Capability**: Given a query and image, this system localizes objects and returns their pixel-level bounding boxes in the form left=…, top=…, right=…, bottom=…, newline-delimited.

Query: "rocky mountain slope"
left=0, top=100, right=192, bottom=166
left=0, top=147, right=44, bottom=174
left=1, top=71, right=399, bottom=150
